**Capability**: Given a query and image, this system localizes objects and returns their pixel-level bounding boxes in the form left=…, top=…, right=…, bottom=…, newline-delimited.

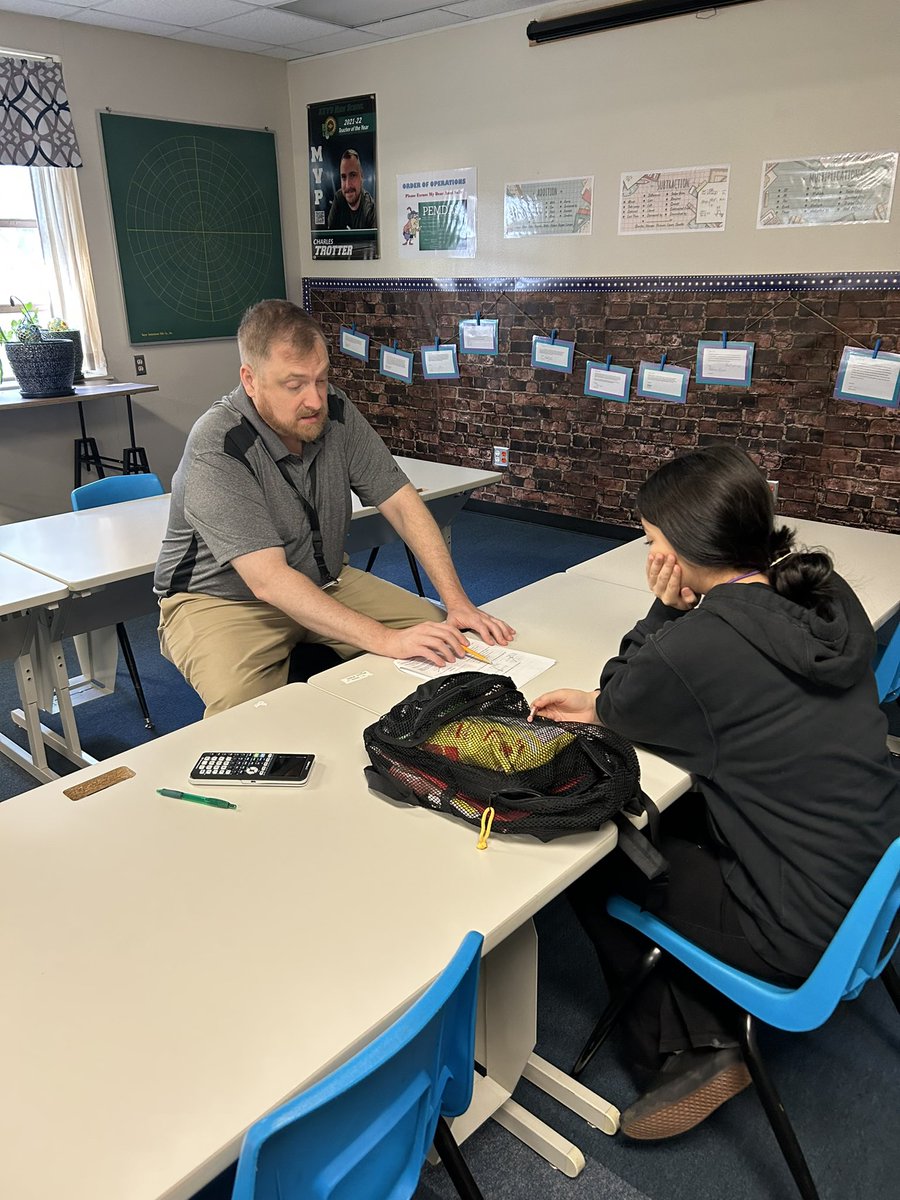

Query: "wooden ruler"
left=64, top=765, right=135, bottom=801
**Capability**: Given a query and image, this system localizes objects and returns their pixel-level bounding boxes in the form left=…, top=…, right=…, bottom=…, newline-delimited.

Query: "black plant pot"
left=45, top=329, right=85, bottom=383
left=6, top=338, right=76, bottom=399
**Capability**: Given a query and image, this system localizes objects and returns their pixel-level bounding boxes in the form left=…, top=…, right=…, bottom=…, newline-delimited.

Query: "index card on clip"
left=637, top=361, right=690, bottom=403
left=420, top=343, right=460, bottom=380
left=696, top=340, right=754, bottom=387
left=834, top=346, right=900, bottom=408
left=531, top=335, right=574, bottom=373
left=459, top=319, right=498, bottom=355
left=340, top=326, right=370, bottom=362
left=584, top=360, right=632, bottom=402
left=379, top=345, right=414, bottom=384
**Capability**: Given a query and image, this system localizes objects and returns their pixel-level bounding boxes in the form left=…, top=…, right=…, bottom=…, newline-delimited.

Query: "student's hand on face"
left=646, top=552, right=698, bottom=611
left=527, top=688, right=599, bottom=725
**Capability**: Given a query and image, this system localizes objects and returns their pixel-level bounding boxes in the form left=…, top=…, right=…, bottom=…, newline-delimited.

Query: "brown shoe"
left=619, top=1047, right=751, bottom=1140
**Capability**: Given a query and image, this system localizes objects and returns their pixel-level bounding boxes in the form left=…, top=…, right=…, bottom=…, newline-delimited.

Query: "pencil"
left=463, top=645, right=492, bottom=664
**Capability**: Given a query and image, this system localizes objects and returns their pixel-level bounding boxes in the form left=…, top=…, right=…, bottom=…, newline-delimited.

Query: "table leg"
left=74, top=401, right=105, bottom=488
left=0, top=650, right=58, bottom=784
left=450, top=919, right=618, bottom=1177
left=12, top=616, right=98, bottom=771
left=122, top=394, right=150, bottom=474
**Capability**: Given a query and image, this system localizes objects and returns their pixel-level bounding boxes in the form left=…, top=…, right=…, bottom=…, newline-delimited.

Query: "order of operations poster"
left=619, top=164, right=730, bottom=234
left=397, top=169, right=476, bottom=257
left=308, top=94, right=378, bottom=261
left=758, top=152, right=898, bottom=227
left=504, top=177, right=593, bottom=238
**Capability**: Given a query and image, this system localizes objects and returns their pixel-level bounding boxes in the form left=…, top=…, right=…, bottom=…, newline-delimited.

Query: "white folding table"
left=307, top=572, right=690, bottom=816
left=0, top=558, right=69, bottom=781
left=0, top=682, right=674, bottom=1200
left=0, top=458, right=500, bottom=776
left=568, top=518, right=900, bottom=628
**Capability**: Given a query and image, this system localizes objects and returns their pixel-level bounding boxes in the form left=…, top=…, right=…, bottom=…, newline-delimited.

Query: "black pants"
left=568, top=795, right=805, bottom=1075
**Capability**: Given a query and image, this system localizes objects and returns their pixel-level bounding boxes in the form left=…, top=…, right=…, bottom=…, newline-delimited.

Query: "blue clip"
left=660, top=352, right=668, bottom=369
left=351, top=323, right=357, bottom=334
left=475, top=309, right=482, bottom=325
left=550, top=328, right=559, bottom=343
left=873, top=338, right=882, bottom=358
left=434, top=335, right=441, bottom=350
left=605, top=353, right=612, bottom=370
left=721, top=330, right=728, bottom=348
left=391, top=339, right=398, bottom=352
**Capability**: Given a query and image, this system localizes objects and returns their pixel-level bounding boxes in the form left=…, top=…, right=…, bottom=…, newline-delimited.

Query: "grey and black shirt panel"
left=153, top=384, right=409, bottom=602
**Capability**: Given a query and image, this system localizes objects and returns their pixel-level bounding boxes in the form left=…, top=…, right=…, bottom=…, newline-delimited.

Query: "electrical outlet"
left=134, top=354, right=147, bottom=376
left=492, top=446, right=509, bottom=468
left=767, top=479, right=779, bottom=506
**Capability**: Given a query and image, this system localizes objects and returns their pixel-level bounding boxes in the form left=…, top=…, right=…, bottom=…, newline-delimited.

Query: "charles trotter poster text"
left=308, top=94, right=379, bottom=261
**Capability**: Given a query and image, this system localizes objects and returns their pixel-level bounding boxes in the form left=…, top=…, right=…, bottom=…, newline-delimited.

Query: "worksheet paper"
left=396, top=637, right=555, bottom=688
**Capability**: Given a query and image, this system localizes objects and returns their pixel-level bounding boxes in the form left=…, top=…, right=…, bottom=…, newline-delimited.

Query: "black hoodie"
left=597, top=575, right=900, bottom=976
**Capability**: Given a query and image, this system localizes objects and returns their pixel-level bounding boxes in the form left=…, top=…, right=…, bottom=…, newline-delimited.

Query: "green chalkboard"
left=100, top=112, right=286, bottom=344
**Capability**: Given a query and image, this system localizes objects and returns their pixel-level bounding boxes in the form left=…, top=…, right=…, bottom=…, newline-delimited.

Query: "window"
left=0, top=166, right=54, bottom=382
left=1, top=47, right=105, bottom=388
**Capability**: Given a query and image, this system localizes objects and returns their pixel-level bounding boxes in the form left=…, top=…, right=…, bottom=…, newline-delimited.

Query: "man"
left=326, top=149, right=376, bottom=229
left=154, top=300, right=513, bottom=716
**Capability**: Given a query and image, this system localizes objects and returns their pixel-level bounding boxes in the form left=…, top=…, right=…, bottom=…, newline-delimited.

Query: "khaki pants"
left=158, top=566, right=443, bottom=717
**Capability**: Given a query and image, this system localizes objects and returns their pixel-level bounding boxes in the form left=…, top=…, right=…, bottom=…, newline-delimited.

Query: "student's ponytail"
left=766, top=523, right=837, bottom=619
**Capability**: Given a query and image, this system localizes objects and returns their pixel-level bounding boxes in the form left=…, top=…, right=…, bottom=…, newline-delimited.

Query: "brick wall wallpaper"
left=305, top=279, right=899, bottom=535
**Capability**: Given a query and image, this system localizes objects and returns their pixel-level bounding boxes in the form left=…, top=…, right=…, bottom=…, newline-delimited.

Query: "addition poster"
left=308, top=94, right=379, bottom=261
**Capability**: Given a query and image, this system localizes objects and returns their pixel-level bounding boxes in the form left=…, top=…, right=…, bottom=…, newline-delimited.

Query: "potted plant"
left=45, top=316, right=85, bottom=384
left=0, top=302, right=76, bottom=398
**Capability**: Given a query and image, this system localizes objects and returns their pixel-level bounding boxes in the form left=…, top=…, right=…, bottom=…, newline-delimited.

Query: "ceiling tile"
left=93, top=0, right=251, bottom=25
left=284, top=27, right=385, bottom=54
left=170, top=29, right=275, bottom=53
left=257, top=44, right=314, bottom=58
left=68, top=10, right=186, bottom=35
left=202, top=9, right=342, bottom=42
left=0, top=0, right=82, bottom=15
left=358, top=9, right=467, bottom=37
left=442, top=0, right=541, bottom=16
left=278, top=1, right=448, bottom=25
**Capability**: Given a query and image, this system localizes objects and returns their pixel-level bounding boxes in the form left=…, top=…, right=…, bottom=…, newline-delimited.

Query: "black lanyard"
left=274, top=454, right=338, bottom=588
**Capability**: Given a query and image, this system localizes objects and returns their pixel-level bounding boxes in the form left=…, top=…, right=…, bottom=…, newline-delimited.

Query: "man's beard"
left=289, top=409, right=328, bottom=443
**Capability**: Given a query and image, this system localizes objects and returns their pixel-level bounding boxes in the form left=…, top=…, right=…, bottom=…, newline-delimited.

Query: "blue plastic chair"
left=71, top=472, right=165, bottom=729
left=71, top=472, right=164, bottom=509
left=874, top=622, right=900, bottom=704
left=231, top=931, right=485, bottom=1200
left=572, top=838, right=900, bottom=1200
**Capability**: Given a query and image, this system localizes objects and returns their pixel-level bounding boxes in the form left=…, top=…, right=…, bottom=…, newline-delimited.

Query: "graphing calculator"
left=190, top=752, right=316, bottom=786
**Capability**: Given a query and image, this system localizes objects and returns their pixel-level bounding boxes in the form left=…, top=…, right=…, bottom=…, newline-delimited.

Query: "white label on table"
left=341, top=670, right=374, bottom=685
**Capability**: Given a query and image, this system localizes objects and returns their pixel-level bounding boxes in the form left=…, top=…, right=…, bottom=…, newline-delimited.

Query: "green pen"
left=157, top=788, right=238, bottom=811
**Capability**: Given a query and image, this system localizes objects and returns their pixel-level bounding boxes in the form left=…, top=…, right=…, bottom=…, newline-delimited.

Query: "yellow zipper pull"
left=477, top=805, right=495, bottom=851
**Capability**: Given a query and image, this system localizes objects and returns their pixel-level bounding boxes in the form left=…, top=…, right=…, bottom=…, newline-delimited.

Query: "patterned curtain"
left=0, top=56, right=82, bottom=168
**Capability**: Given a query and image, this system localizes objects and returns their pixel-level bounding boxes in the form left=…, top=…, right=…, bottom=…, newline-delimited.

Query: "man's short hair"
left=237, top=300, right=327, bottom=366
left=341, top=149, right=361, bottom=167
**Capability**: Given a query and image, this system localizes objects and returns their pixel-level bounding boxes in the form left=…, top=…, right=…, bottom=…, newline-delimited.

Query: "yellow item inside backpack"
left=423, top=717, right=575, bottom=773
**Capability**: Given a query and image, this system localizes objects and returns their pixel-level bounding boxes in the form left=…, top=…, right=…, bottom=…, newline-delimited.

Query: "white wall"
left=0, top=13, right=299, bottom=521
left=288, top=0, right=899, bottom=281
left=2, top=0, right=896, bottom=519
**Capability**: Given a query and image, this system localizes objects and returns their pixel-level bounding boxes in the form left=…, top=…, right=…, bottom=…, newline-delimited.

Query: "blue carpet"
left=348, top=509, right=624, bottom=606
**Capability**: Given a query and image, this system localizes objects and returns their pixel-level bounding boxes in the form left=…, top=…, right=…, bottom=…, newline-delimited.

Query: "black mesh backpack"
left=363, top=672, right=664, bottom=859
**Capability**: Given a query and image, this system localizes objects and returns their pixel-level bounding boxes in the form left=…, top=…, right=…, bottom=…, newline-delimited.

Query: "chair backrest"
left=608, top=837, right=900, bottom=1032
left=71, top=473, right=164, bottom=511
left=874, top=624, right=900, bottom=705
left=231, top=930, right=484, bottom=1200
left=810, top=836, right=900, bottom=1006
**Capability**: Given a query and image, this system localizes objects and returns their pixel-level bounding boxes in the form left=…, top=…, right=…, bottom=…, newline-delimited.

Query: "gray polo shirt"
left=154, top=384, right=408, bottom=601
